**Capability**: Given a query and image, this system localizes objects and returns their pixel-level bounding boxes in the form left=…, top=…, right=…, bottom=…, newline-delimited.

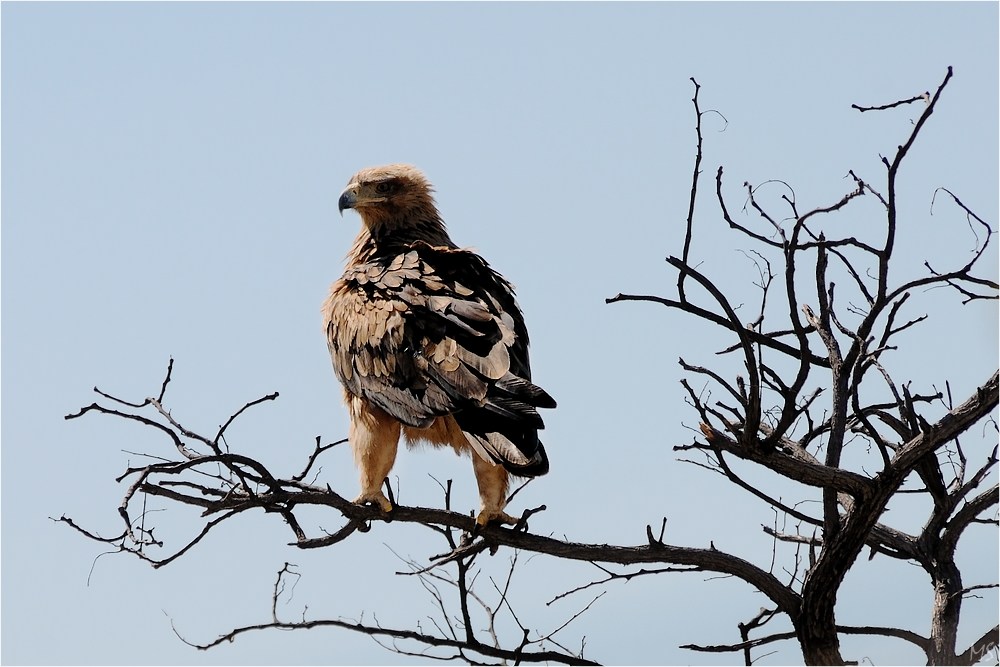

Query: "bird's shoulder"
left=328, top=241, right=520, bottom=323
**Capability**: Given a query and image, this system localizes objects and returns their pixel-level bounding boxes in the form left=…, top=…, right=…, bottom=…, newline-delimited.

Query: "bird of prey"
left=322, top=164, right=555, bottom=525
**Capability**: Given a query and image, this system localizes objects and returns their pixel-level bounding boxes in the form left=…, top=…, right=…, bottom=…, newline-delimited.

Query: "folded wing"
left=324, top=243, right=554, bottom=476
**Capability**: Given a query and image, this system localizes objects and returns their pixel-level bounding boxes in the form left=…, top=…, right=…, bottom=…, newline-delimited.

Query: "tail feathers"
left=484, top=396, right=544, bottom=429
left=507, top=439, right=548, bottom=477
left=495, top=373, right=557, bottom=409
left=462, top=430, right=549, bottom=478
left=457, top=371, right=553, bottom=477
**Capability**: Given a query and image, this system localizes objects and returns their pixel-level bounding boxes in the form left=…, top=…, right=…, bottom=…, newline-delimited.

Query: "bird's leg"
left=471, top=453, right=516, bottom=526
left=349, top=397, right=400, bottom=513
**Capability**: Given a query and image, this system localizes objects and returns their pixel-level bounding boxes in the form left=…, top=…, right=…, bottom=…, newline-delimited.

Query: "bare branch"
left=678, top=77, right=704, bottom=303
left=852, top=92, right=929, bottom=113
left=606, top=292, right=830, bottom=368
left=157, top=357, right=174, bottom=403
left=178, top=613, right=600, bottom=666
left=955, top=625, right=1000, bottom=666
left=293, top=436, right=347, bottom=483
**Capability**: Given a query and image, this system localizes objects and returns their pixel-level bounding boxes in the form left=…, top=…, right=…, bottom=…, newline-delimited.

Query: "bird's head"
left=338, top=164, right=441, bottom=234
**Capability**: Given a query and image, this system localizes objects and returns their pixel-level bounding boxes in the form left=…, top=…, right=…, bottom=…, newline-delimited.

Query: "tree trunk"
left=798, top=578, right=846, bottom=665
left=928, top=560, right=963, bottom=665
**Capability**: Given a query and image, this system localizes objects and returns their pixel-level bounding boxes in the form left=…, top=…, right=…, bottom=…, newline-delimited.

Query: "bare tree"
left=61, top=68, right=997, bottom=665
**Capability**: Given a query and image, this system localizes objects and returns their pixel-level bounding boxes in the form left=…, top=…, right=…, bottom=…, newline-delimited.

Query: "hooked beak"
left=338, top=186, right=358, bottom=217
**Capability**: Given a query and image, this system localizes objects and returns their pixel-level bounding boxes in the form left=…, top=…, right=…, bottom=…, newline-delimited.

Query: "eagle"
left=322, top=164, right=555, bottom=526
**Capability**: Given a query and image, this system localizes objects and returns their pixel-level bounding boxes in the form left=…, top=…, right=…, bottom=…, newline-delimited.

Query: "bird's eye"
left=375, top=182, right=392, bottom=194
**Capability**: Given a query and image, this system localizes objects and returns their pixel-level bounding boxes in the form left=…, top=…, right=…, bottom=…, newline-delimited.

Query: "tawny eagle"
left=323, top=164, right=554, bottom=525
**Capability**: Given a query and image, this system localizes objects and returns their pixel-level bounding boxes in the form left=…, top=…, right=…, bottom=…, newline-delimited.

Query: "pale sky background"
left=2, top=3, right=998, bottom=665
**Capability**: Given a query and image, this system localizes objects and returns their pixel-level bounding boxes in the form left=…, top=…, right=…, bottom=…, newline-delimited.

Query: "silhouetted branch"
left=678, top=77, right=703, bottom=303
left=852, top=93, right=928, bottom=113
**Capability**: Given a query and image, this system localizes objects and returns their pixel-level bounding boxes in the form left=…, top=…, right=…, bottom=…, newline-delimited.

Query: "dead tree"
left=609, top=67, right=997, bottom=664
left=62, top=68, right=997, bottom=665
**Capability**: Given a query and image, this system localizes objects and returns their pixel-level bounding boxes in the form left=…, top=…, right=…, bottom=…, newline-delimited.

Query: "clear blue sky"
left=3, top=3, right=997, bottom=665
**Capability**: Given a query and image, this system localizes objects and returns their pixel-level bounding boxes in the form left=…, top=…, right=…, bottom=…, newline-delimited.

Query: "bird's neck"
left=347, top=211, right=455, bottom=266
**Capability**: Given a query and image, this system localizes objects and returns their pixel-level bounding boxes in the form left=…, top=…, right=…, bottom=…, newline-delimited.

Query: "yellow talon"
left=476, top=509, right=518, bottom=527
left=353, top=492, right=393, bottom=513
